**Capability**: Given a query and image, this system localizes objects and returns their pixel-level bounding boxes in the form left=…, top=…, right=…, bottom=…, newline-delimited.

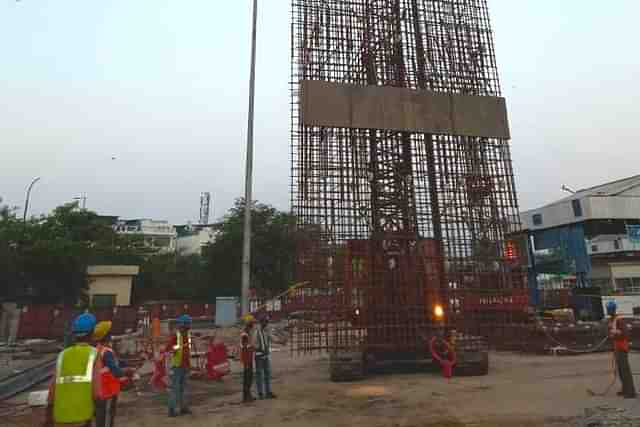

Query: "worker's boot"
left=168, top=409, right=178, bottom=418
left=180, top=408, right=192, bottom=415
left=267, top=392, right=277, bottom=399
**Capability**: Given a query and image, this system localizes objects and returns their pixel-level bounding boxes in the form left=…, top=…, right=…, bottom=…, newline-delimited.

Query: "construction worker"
left=240, top=315, right=256, bottom=403
left=166, top=314, right=193, bottom=417
left=255, top=314, right=276, bottom=399
left=93, top=321, right=133, bottom=427
left=47, top=313, right=100, bottom=427
left=607, top=300, right=637, bottom=398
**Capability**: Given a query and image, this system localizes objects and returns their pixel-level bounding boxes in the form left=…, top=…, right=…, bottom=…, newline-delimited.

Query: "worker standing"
left=240, top=315, right=256, bottom=403
left=166, top=314, right=193, bottom=417
left=47, top=313, right=100, bottom=427
left=607, top=300, right=637, bottom=398
left=93, top=321, right=133, bottom=427
left=255, top=314, right=276, bottom=399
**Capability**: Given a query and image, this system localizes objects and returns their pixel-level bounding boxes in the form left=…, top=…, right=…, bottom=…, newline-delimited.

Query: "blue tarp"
left=532, top=224, right=591, bottom=287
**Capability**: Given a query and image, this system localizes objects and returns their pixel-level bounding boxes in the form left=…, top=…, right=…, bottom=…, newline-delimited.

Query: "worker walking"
left=166, top=314, right=193, bottom=417
left=255, top=314, right=276, bottom=400
left=93, top=321, right=133, bottom=427
left=47, top=313, right=101, bottom=427
left=607, top=300, right=637, bottom=398
left=240, top=315, right=257, bottom=403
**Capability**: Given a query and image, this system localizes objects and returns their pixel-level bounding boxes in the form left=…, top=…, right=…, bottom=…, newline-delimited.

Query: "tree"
left=0, top=200, right=143, bottom=304
left=132, top=253, right=208, bottom=303
left=203, top=199, right=295, bottom=300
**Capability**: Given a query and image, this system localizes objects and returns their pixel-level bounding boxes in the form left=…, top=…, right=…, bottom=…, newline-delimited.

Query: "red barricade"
left=206, top=342, right=231, bottom=380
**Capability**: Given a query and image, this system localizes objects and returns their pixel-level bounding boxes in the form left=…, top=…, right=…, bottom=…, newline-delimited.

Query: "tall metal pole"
left=23, top=177, right=41, bottom=224
left=241, top=0, right=258, bottom=317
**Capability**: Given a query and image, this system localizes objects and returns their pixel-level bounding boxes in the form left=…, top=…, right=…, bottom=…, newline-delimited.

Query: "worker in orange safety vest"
left=93, top=321, right=134, bottom=427
left=607, top=300, right=636, bottom=398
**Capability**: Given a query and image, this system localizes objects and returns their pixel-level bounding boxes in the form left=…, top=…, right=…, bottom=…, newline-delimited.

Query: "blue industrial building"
left=520, top=175, right=640, bottom=317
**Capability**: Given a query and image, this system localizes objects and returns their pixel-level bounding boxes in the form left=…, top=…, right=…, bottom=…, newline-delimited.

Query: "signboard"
left=601, top=295, right=640, bottom=317
left=627, top=225, right=640, bottom=244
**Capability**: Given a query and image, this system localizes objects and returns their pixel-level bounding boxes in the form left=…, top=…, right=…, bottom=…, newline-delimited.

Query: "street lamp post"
left=241, top=0, right=258, bottom=317
left=23, top=177, right=41, bottom=224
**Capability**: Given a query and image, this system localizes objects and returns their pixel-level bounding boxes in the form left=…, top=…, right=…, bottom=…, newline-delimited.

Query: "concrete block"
left=300, top=80, right=510, bottom=139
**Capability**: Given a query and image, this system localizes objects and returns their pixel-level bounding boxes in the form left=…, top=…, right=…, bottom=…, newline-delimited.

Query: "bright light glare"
left=355, top=308, right=360, bottom=316
left=434, top=305, right=444, bottom=319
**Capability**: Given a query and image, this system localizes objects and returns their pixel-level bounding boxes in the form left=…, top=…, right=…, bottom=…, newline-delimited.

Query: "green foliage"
left=0, top=200, right=143, bottom=304
left=0, top=196, right=295, bottom=305
left=133, top=253, right=206, bottom=303
left=203, top=198, right=295, bottom=300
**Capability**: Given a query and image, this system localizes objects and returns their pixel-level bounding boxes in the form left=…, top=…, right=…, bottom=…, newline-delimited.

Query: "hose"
left=429, top=336, right=456, bottom=378
left=587, top=351, right=618, bottom=397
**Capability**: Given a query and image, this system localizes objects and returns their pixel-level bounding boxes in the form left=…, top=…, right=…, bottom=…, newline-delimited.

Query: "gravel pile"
left=576, top=406, right=640, bottom=427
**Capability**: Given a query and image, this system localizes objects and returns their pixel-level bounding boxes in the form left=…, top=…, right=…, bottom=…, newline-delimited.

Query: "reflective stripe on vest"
left=171, top=331, right=192, bottom=368
left=53, top=345, right=97, bottom=424
left=56, top=347, right=97, bottom=384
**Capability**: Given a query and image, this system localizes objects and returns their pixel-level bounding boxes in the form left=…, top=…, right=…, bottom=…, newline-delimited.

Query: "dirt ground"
left=7, top=350, right=640, bottom=427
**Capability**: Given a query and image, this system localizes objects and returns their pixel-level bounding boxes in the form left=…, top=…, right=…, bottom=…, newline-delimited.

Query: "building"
left=87, top=265, right=140, bottom=307
left=114, top=218, right=177, bottom=254
left=175, top=223, right=218, bottom=256
left=521, top=175, right=640, bottom=302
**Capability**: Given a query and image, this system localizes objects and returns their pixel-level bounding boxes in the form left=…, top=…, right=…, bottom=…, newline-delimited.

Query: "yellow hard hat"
left=93, top=321, right=113, bottom=341
left=242, top=314, right=255, bottom=324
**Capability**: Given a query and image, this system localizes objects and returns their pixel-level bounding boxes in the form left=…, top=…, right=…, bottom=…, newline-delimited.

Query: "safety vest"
left=96, top=344, right=121, bottom=400
left=610, top=316, right=630, bottom=352
left=53, top=344, right=98, bottom=424
left=171, top=331, right=192, bottom=368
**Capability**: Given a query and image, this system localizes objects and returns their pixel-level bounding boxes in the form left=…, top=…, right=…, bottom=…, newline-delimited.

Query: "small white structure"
left=87, top=265, right=140, bottom=307
left=176, top=223, right=218, bottom=256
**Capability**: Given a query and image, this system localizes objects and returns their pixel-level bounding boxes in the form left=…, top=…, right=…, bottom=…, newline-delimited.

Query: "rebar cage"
left=290, top=0, right=527, bottom=357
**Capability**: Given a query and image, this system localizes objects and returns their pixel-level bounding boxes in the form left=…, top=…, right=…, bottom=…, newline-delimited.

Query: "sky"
left=1, top=1, right=639, bottom=224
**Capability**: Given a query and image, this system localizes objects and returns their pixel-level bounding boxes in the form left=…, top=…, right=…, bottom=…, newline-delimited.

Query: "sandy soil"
left=7, top=350, right=640, bottom=427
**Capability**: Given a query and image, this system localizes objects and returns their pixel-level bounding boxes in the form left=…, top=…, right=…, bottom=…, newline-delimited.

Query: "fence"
left=16, top=302, right=214, bottom=340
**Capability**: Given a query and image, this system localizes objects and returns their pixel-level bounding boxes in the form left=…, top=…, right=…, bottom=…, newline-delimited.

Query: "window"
left=572, top=199, right=583, bottom=217
left=616, top=278, right=640, bottom=295
left=154, top=237, right=171, bottom=247
left=92, top=294, right=116, bottom=307
left=591, top=245, right=598, bottom=252
left=532, top=214, right=543, bottom=226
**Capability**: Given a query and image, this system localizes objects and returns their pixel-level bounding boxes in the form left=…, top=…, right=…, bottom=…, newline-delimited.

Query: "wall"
left=522, top=196, right=640, bottom=232
left=611, top=263, right=640, bottom=279
left=88, top=276, right=133, bottom=307
left=0, top=303, right=19, bottom=344
left=177, top=227, right=217, bottom=256
left=590, top=197, right=640, bottom=220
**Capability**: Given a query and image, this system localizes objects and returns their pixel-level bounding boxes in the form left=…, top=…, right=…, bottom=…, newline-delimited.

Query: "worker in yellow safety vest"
left=47, top=313, right=101, bottom=427
left=165, top=314, right=193, bottom=417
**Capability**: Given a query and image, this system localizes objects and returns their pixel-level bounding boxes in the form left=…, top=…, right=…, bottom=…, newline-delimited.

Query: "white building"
left=114, top=219, right=178, bottom=254
left=175, top=223, right=218, bottom=256
left=520, top=174, right=640, bottom=294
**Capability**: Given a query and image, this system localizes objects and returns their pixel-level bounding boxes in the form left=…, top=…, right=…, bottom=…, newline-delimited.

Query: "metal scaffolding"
left=290, top=0, right=527, bottom=356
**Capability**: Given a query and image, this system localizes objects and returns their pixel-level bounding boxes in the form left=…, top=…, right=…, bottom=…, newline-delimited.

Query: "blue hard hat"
left=606, top=300, right=617, bottom=316
left=72, top=313, right=97, bottom=336
left=177, top=314, right=192, bottom=326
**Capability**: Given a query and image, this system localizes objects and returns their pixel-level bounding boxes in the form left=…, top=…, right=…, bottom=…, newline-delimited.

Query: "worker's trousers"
left=243, top=361, right=254, bottom=401
left=615, top=350, right=636, bottom=398
left=168, top=367, right=190, bottom=413
left=95, top=396, right=118, bottom=427
left=255, top=355, right=273, bottom=398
